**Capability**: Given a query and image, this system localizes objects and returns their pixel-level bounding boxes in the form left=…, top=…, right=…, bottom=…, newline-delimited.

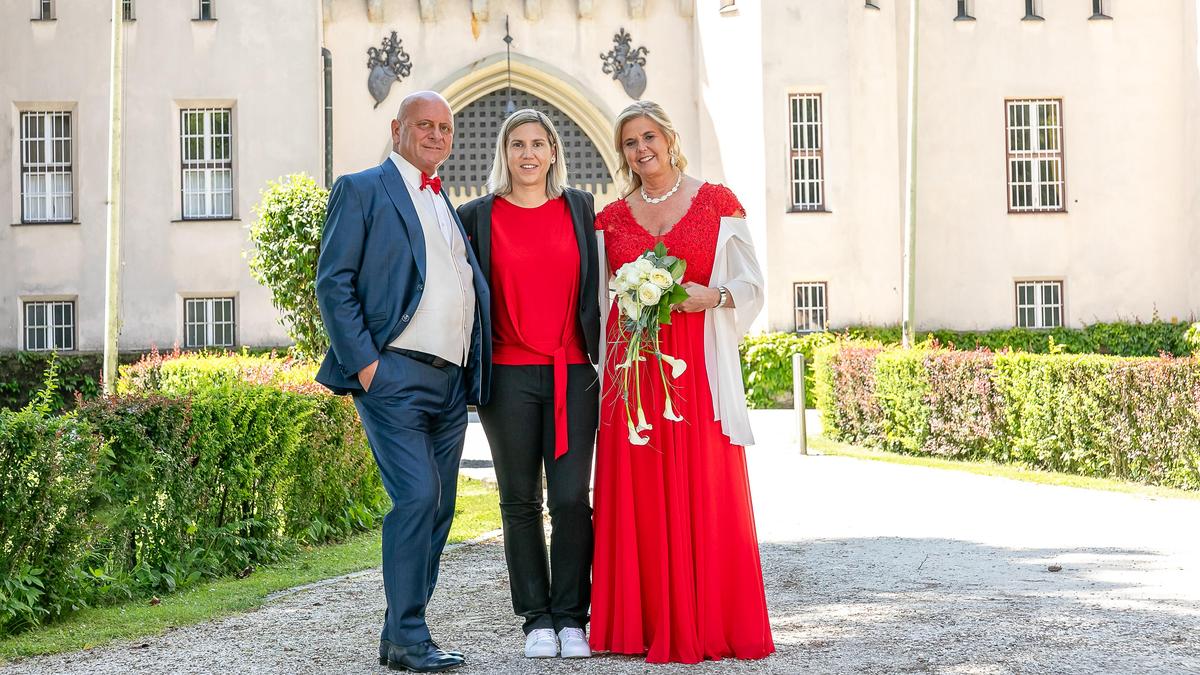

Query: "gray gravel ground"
left=6, top=412, right=1200, bottom=674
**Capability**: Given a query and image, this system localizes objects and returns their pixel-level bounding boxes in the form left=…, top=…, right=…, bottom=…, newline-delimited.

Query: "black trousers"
left=477, top=363, right=599, bottom=633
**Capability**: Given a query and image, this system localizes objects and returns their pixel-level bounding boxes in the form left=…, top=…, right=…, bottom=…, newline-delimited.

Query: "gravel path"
left=6, top=412, right=1200, bottom=674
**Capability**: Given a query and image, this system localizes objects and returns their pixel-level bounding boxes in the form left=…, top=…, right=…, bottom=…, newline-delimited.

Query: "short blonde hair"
left=613, top=100, right=688, bottom=197
left=487, top=109, right=569, bottom=198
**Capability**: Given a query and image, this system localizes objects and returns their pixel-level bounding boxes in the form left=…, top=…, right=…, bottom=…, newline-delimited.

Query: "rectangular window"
left=794, top=282, right=828, bottom=333
left=1023, top=0, right=1043, bottom=20
left=36, top=0, right=54, bottom=20
left=1006, top=99, right=1065, bottom=212
left=20, top=111, right=73, bottom=223
left=956, top=0, right=974, bottom=20
left=1015, top=281, right=1063, bottom=329
left=198, top=0, right=214, bottom=20
left=180, top=108, right=233, bottom=219
left=123, top=0, right=134, bottom=20
left=1091, top=0, right=1111, bottom=19
left=24, top=300, right=75, bottom=351
left=184, top=297, right=236, bottom=348
left=788, top=94, right=825, bottom=211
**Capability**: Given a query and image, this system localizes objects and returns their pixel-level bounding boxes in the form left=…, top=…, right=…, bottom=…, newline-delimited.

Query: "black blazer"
left=457, top=187, right=600, bottom=366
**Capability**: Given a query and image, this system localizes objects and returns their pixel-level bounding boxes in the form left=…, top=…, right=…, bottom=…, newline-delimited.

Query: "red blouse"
left=490, top=195, right=590, bottom=457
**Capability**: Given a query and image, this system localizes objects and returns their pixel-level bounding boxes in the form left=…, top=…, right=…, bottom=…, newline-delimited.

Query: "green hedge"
left=0, top=353, right=384, bottom=636
left=742, top=319, right=1196, bottom=410
left=814, top=343, right=1200, bottom=490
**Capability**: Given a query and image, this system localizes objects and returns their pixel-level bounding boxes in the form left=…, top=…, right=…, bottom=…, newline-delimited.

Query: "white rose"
left=648, top=267, right=674, bottom=290
left=633, top=258, right=655, bottom=275
left=620, top=294, right=641, bottom=318
left=638, top=281, right=663, bottom=306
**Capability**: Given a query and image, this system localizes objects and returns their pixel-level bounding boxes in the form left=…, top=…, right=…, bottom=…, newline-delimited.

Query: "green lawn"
left=0, top=476, right=501, bottom=662
left=809, top=434, right=1200, bottom=501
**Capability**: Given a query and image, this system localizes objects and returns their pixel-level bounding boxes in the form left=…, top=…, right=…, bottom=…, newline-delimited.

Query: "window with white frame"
left=24, top=300, right=75, bottom=351
left=35, top=0, right=54, bottom=20
left=1091, top=0, right=1111, bottom=19
left=1006, top=99, right=1065, bottom=212
left=794, top=282, right=828, bottom=333
left=788, top=94, right=825, bottom=211
left=198, top=0, right=214, bottom=20
left=123, top=0, right=134, bottom=20
left=956, top=0, right=974, bottom=20
left=20, top=111, right=73, bottom=223
left=180, top=108, right=233, bottom=219
left=1023, top=0, right=1043, bottom=20
left=1015, top=281, right=1063, bottom=329
left=184, top=297, right=235, bottom=348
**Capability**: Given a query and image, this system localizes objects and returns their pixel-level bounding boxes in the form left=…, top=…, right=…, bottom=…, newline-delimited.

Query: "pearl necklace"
left=640, top=172, right=683, bottom=205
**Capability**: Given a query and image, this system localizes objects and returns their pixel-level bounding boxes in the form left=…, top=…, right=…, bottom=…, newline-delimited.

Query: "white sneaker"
left=558, top=627, right=591, bottom=659
left=524, top=628, right=558, bottom=658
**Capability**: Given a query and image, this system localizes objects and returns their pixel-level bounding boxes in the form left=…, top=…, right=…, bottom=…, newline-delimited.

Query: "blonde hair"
left=612, top=100, right=688, bottom=198
left=487, top=109, right=569, bottom=198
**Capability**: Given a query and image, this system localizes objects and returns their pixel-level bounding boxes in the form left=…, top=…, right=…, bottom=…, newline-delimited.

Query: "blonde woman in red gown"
left=589, top=100, right=774, bottom=664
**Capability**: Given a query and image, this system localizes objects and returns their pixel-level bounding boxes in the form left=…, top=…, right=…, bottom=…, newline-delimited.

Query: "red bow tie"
left=420, top=173, right=442, bottom=194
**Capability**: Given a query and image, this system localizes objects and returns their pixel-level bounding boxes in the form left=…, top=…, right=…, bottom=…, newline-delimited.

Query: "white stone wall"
left=0, top=0, right=323, bottom=351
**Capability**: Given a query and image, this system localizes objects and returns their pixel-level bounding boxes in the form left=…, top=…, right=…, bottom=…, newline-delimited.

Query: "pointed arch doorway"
left=434, top=54, right=620, bottom=207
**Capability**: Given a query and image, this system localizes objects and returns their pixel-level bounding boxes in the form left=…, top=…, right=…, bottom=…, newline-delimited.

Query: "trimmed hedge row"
left=814, top=343, right=1200, bottom=490
left=742, top=319, right=1197, bottom=409
left=0, top=354, right=384, bottom=636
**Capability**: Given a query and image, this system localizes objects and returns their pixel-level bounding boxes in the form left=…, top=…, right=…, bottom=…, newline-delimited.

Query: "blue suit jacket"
left=314, top=159, right=492, bottom=406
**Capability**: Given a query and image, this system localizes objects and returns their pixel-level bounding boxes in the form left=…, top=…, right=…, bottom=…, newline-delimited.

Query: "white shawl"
left=596, top=216, right=765, bottom=446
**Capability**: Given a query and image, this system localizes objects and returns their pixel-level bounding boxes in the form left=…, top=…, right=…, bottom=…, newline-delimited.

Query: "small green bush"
left=740, top=331, right=835, bottom=408
left=246, top=174, right=330, bottom=361
left=815, top=343, right=1200, bottom=490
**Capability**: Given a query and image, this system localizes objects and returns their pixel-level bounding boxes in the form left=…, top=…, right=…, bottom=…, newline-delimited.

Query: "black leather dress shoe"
left=379, top=639, right=464, bottom=672
left=379, top=639, right=464, bottom=664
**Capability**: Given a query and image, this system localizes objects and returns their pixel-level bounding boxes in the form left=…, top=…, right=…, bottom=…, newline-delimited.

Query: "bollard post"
left=793, top=352, right=808, bottom=455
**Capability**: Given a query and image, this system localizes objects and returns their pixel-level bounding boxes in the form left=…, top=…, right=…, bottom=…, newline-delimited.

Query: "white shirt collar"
left=389, top=151, right=438, bottom=193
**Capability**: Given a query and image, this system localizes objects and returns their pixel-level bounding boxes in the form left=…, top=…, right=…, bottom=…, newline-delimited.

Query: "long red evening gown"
left=589, top=183, right=775, bottom=664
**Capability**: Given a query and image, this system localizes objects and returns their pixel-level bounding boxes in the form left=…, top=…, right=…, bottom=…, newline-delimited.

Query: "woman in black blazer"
left=456, top=109, right=600, bottom=660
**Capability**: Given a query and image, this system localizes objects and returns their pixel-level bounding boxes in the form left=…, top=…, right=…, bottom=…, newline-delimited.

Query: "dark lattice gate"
left=442, top=88, right=613, bottom=193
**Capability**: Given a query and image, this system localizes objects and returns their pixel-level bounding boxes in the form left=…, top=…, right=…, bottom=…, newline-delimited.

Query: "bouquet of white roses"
left=611, top=242, right=691, bottom=446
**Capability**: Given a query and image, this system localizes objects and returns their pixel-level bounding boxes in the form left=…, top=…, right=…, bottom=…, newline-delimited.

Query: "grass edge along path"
left=808, top=434, right=1200, bottom=502
left=0, top=476, right=501, bottom=662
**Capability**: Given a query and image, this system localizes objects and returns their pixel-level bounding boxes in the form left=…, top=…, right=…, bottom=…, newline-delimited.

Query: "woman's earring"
left=669, top=152, right=678, bottom=167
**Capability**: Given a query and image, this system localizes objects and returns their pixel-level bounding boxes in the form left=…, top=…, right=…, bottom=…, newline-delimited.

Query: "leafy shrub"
left=0, top=366, right=105, bottom=633
left=815, top=343, right=1200, bottom=490
left=245, top=174, right=330, bottom=361
left=741, top=318, right=1193, bottom=410
left=0, top=351, right=140, bottom=412
left=0, top=352, right=384, bottom=636
left=740, top=331, right=835, bottom=408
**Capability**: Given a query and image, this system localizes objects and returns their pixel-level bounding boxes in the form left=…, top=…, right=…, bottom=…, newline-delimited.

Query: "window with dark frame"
left=198, top=0, right=213, bottom=20
left=20, top=111, right=73, bottom=223
left=36, top=0, right=54, bottom=20
left=788, top=93, right=825, bottom=212
left=1091, top=0, right=1111, bottom=19
left=184, top=297, right=236, bottom=348
left=123, top=0, right=134, bottom=21
left=1023, top=0, right=1043, bottom=20
left=1005, top=98, right=1065, bottom=212
left=1015, top=281, right=1063, bottom=329
left=956, top=0, right=975, bottom=21
left=24, top=300, right=75, bottom=351
left=794, top=282, right=828, bottom=333
left=180, top=108, right=233, bottom=219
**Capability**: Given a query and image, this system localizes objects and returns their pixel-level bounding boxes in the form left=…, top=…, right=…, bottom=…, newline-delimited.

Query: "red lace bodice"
left=596, top=183, right=744, bottom=285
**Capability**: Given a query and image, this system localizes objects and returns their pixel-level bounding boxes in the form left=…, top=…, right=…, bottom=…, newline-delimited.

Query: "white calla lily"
left=627, top=422, right=650, bottom=445
left=636, top=407, right=652, bottom=432
left=663, top=397, right=683, bottom=421
left=660, top=353, right=687, bottom=379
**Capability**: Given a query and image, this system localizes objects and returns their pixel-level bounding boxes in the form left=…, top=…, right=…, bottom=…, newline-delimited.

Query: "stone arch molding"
left=433, top=53, right=621, bottom=182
